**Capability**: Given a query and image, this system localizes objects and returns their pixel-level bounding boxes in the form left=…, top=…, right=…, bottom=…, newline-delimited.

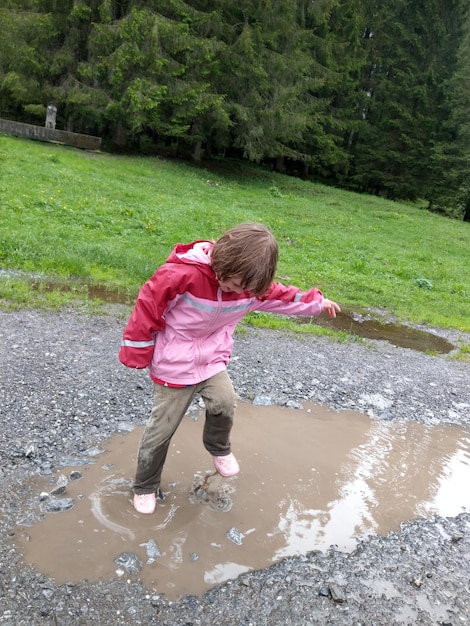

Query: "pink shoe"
left=213, top=452, right=240, bottom=477
left=133, top=492, right=156, bottom=514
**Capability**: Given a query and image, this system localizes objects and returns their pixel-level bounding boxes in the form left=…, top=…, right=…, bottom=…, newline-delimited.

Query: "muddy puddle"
left=296, top=310, right=455, bottom=354
left=14, top=401, right=470, bottom=600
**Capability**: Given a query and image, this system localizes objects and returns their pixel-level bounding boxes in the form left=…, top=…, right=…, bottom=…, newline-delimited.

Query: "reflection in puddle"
left=14, top=402, right=470, bottom=600
left=205, top=562, right=252, bottom=585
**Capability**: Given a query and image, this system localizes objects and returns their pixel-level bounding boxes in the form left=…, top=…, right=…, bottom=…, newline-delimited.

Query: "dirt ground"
left=0, top=307, right=469, bottom=625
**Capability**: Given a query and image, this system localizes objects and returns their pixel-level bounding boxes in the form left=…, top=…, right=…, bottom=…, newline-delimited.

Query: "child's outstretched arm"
left=253, top=283, right=340, bottom=319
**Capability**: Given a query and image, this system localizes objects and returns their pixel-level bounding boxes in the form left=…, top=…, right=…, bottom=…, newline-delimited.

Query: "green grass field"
left=1, top=134, right=469, bottom=334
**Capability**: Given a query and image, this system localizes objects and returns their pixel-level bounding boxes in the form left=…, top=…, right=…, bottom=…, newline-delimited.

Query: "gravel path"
left=0, top=306, right=469, bottom=625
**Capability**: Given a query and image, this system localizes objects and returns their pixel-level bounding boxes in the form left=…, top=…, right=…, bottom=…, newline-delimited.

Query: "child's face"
left=218, top=276, right=251, bottom=294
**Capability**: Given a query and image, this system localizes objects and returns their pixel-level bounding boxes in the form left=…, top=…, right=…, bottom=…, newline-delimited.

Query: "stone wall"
left=0, top=119, right=101, bottom=151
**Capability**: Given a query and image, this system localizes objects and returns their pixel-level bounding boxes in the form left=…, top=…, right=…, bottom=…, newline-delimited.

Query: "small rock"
left=140, top=539, right=160, bottom=564
left=285, top=400, right=303, bottom=409
left=328, top=582, right=346, bottom=603
left=227, top=527, right=243, bottom=545
left=359, top=393, right=393, bottom=411
left=252, top=395, right=273, bottom=406
left=83, top=446, right=104, bottom=457
left=114, top=552, right=143, bottom=575
left=17, top=516, right=36, bottom=527
left=45, top=498, right=75, bottom=513
left=42, top=587, right=54, bottom=600
left=117, top=421, right=134, bottom=433
left=50, top=474, right=68, bottom=496
left=25, top=444, right=36, bottom=458
left=59, top=456, right=93, bottom=467
left=39, top=462, right=53, bottom=476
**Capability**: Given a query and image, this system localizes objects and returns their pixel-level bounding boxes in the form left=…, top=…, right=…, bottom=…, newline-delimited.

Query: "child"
left=119, top=223, right=340, bottom=514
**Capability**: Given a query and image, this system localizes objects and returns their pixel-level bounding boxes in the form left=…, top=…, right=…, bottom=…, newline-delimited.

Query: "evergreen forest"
left=1, top=0, right=470, bottom=220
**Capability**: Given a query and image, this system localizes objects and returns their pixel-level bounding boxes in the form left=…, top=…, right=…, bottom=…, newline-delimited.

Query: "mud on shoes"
left=133, top=492, right=156, bottom=514
left=213, top=452, right=240, bottom=477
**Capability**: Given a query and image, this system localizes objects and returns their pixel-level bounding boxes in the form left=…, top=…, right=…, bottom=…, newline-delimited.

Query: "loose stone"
left=50, top=474, right=68, bottom=496
left=45, top=498, right=75, bottom=513
left=227, top=527, right=243, bottom=545
left=328, top=582, right=346, bottom=603
left=252, top=395, right=273, bottom=406
left=114, top=552, right=143, bottom=575
left=140, top=539, right=161, bottom=563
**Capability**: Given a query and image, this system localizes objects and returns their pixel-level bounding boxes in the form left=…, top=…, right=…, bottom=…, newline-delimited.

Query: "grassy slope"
left=1, top=135, right=469, bottom=332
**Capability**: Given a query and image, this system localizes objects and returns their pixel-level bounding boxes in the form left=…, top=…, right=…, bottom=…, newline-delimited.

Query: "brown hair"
left=211, top=223, right=278, bottom=296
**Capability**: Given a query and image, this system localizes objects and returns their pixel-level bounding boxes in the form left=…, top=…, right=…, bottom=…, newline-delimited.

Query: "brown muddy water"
left=296, top=310, right=455, bottom=354
left=15, top=401, right=470, bottom=600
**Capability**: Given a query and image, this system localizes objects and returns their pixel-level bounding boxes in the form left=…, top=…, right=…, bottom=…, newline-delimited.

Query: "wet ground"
left=1, top=308, right=469, bottom=625
left=298, top=309, right=455, bottom=354
left=14, top=401, right=470, bottom=601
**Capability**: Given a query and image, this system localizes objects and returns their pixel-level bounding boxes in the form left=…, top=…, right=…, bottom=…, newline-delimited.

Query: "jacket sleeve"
left=119, top=265, right=184, bottom=369
left=254, top=282, right=324, bottom=317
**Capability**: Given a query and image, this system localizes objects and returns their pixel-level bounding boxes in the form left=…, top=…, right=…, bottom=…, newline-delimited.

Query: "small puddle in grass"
left=295, top=309, right=455, bottom=354
left=14, top=401, right=470, bottom=600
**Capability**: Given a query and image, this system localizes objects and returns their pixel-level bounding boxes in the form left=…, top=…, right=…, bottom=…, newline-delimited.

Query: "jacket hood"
left=166, top=240, right=215, bottom=279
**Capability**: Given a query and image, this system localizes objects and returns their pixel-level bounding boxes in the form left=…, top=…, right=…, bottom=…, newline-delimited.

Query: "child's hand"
left=323, top=298, right=341, bottom=318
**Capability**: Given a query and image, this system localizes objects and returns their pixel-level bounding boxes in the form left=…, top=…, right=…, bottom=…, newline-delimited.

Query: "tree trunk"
left=193, top=140, right=202, bottom=164
left=113, top=121, right=127, bottom=148
left=463, top=200, right=470, bottom=222
left=275, top=155, right=285, bottom=173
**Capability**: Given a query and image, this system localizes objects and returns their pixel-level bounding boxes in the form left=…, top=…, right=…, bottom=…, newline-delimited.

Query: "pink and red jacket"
left=119, top=240, right=325, bottom=385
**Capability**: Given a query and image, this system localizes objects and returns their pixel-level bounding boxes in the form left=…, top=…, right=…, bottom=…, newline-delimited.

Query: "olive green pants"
left=133, top=370, right=236, bottom=494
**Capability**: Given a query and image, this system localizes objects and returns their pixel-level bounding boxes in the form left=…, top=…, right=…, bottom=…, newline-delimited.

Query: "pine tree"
left=347, top=0, right=468, bottom=202
left=0, top=1, right=58, bottom=123
left=294, top=0, right=368, bottom=181
left=50, top=1, right=230, bottom=150
left=426, top=0, right=470, bottom=220
left=202, top=0, right=313, bottom=164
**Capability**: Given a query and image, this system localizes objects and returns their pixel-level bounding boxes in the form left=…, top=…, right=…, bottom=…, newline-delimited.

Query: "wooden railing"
left=0, top=118, right=101, bottom=151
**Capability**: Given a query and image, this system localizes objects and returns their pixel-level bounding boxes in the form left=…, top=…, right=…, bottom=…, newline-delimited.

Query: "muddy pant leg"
left=200, top=371, right=237, bottom=456
left=134, top=383, right=196, bottom=494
